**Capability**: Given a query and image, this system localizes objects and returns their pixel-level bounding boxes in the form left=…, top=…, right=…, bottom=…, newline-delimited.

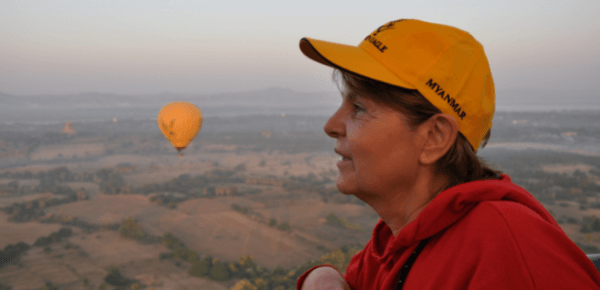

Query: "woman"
left=296, top=19, right=600, bottom=290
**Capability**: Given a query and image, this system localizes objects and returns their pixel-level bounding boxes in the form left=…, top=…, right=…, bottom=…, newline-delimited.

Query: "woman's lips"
left=337, top=157, right=352, bottom=168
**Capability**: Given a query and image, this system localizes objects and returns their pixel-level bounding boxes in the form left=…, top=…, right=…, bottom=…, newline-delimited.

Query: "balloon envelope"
left=157, top=102, right=203, bottom=154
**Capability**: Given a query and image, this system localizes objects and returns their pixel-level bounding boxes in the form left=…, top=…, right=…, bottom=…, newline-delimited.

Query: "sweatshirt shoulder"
left=463, top=200, right=556, bottom=237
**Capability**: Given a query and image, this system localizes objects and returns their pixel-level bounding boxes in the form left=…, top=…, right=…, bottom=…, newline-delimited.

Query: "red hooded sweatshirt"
left=297, top=175, right=600, bottom=289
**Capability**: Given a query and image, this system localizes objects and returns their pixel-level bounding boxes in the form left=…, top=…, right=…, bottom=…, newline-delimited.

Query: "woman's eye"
left=352, top=103, right=365, bottom=116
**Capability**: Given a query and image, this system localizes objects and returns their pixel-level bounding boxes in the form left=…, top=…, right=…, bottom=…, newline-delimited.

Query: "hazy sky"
left=1, top=0, right=598, bottom=95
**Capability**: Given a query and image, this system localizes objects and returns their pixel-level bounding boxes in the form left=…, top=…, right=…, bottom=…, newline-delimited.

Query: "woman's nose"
left=324, top=106, right=345, bottom=138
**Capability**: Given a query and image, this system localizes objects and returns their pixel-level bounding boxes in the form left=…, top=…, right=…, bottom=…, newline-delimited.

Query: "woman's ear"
left=419, top=114, right=459, bottom=165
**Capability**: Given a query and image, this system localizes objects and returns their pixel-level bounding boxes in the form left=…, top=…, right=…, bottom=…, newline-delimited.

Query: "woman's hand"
left=301, top=266, right=351, bottom=290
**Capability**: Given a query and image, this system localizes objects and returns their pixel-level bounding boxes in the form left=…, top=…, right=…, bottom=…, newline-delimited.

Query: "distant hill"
left=495, top=89, right=599, bottom=112
left=0, top=88, right=341, bottom=123
left=1, top=87, right=598, bottom=123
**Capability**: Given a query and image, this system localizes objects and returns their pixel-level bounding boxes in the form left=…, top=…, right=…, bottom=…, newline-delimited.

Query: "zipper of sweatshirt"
left=395, top=237, right=431, bottom=290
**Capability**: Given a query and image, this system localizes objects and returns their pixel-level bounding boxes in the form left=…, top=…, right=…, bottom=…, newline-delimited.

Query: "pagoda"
left=61, top=122, right=76, bottom=134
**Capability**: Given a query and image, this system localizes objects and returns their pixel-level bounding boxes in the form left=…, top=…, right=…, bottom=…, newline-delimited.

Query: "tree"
left=231, top=280, right=257, bottom=290
left=269, top=219, right=277, bottom=227
left=100, top=172, right=125, bottom=195
left=209, top=262, right=231, bottom=281
left=239, top=255, right=256, bottom=270
left=253, top=278, right=269, bottom=290
left=189, top=259, right=211, bottom=277
left=104, top=267, right=136, bottom=287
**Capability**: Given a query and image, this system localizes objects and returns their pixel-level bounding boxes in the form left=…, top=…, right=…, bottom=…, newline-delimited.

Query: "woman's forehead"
left=341, top=90, right=365, bottom=102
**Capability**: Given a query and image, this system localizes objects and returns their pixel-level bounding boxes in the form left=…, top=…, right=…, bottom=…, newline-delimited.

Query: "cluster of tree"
left=265, top=218, right=290, bottom=231
left=188, top=256, right=241, bottom=282
left=326, top=213, right=365, bottom=231
left=0, top=179, right=82, bottom=198
left=580, top=215, right=600, bottom=233
left=40, top=214, right=116, bottom=234
left=509, top=169, right=600, bottom=205
left=282, top=173, right=364, bottom=205
left=3, top=198, right=46, bottom=222
left=133, top=173, right=206, bottom=196
left=118, top=217, right=161, bottom=244
left=0, top=241, right=30, bottom=269
left=277, top=222, right=291, bottom=231
left=576, top=242, right=600, bottom=254
left=157, top=230, right=363, bottom=289
left=2, top=188, right=86, bottom=222
left=33, top=227, right=73, bottom=247
left=0, top=180, right=22, bottom=195
left=159, top=232, right=198, bottom=263
left=483, top=150, right=600, bottom=202
left=230, top=245, right=363, bottom=290
left=0, top=166, right=128, bottom=196
left=149, top=193, right=188, bottom=208
left=0, top=170, right=35, bottom=179
left=132, top=170, right=246, bottom=200
left=0, top=228, right=74, bottom=273
left=96, top=168, right=127, bottom=195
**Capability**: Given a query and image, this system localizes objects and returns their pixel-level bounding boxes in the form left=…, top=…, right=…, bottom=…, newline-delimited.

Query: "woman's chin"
left=336, top=175, right=358, bottom=196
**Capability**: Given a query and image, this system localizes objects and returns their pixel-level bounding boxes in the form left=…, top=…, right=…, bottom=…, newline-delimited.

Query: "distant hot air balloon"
left=157, top=102, right=203, bottom=157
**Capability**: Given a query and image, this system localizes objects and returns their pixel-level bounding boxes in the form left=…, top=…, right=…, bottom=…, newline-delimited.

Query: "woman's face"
left=324, top=90, right=425, bottom=199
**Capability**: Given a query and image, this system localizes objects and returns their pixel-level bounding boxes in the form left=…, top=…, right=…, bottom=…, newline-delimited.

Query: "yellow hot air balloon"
left=157, top=102, right=203, bottom=157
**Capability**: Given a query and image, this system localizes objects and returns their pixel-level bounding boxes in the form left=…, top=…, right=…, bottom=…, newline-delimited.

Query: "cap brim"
left=299, top=37, right=415, bottom=90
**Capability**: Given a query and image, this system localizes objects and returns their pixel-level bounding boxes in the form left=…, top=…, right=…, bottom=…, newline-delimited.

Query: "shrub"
left=277, top=222, right=290, bottom=231
left=269, top=219, right=277, bottom=227
left=209, top=262, right=231, bottom=281
left=57, top=227, right=73, bottom=238
left=189, top=259, right=211, bottom=277
left=232, top=204, right=249, bottom=214
left=159, top=252, right=172, bottom=260
left=34, top=237, right=52, bottom=247
left=272, top=265, right=286, bottom=276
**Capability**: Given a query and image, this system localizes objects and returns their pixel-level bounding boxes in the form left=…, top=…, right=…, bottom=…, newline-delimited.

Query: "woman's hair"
left=333, top=69, right=502, bottom=189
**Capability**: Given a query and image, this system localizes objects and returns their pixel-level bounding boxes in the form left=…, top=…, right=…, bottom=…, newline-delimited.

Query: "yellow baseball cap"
left=299, top=19, right=495, bottom=151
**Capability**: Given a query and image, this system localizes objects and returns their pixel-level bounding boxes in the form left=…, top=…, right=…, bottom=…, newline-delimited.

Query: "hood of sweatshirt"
left=370, top=174, right=558, bottom=262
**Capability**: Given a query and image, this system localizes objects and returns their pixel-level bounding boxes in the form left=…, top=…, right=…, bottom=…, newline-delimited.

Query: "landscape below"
left=0, top=110, right=599, bottom=290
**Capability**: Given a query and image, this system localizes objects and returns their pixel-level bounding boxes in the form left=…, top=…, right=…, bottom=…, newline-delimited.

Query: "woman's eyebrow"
left=343, top=91, right=360, bottom=102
